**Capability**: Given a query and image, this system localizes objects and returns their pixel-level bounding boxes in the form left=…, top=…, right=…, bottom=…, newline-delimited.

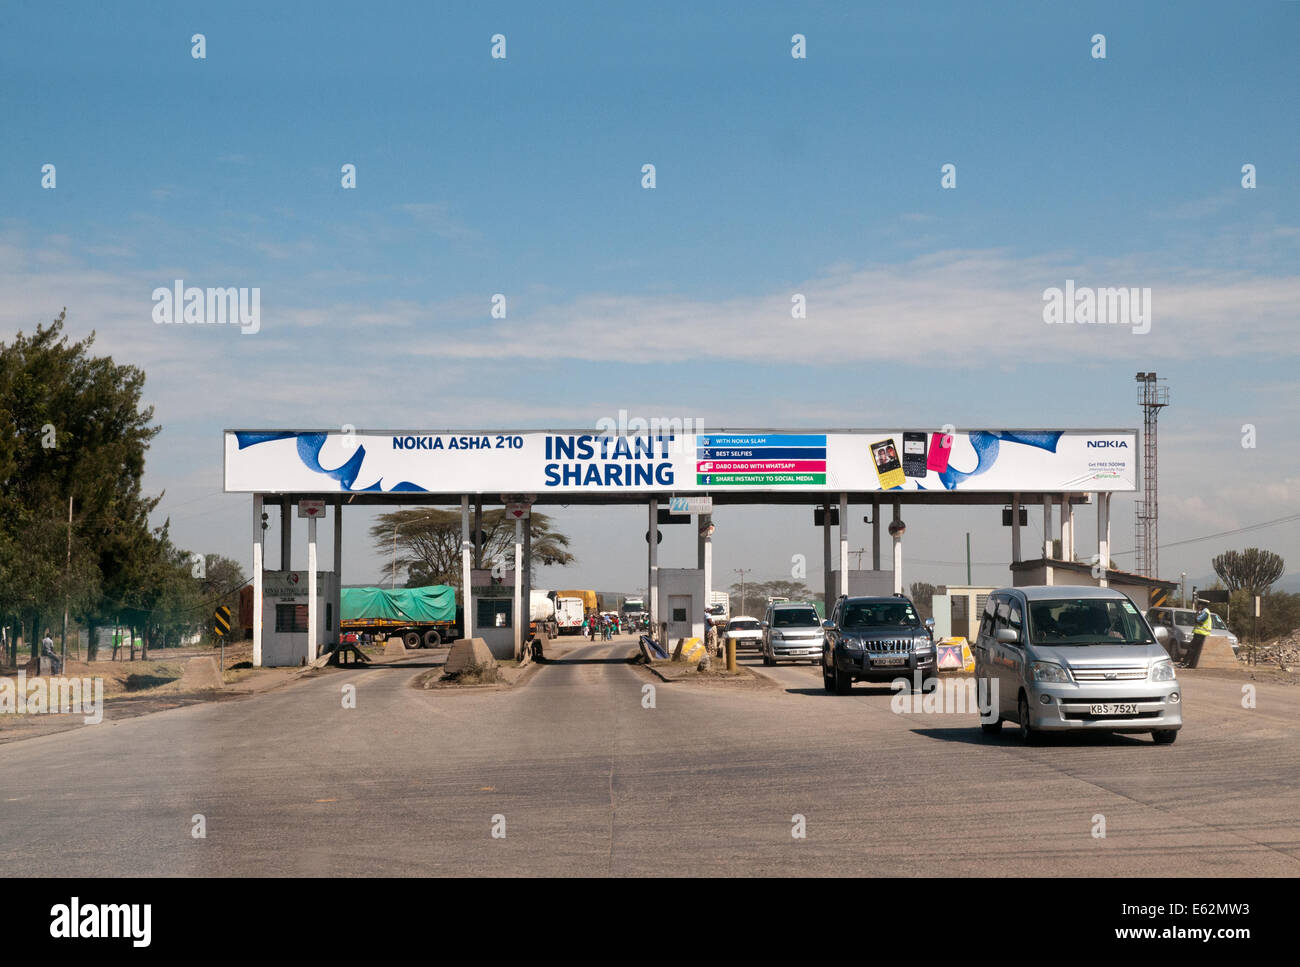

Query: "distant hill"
left=1275, top=573, right=1300, bottom=594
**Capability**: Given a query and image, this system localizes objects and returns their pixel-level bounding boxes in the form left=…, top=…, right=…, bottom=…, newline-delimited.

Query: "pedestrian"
left=1189, top=605, right=1214, bottom=665
left=40, top=629, right=61, bottom=674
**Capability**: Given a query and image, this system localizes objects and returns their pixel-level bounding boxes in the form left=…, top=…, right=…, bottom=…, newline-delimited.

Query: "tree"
left=727, top=579, right=814, bottom=617
left=910, top=582, right=939, bottom=621
left=1, top=311, right=163, bottom=662
left=370, top=508, right=575, bottom=589
left=1212, top=548, right=1285, bottom=594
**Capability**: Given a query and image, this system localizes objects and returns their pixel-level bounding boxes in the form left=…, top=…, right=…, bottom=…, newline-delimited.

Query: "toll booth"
left=261, top=570, right=339, bottom=666
left=657, top=568, right=705, bottom=643
left=828, top=569, right=895, bottom=598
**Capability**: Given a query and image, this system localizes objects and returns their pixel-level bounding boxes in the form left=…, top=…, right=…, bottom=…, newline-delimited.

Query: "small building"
left=1010, top=558, right=1177, bottom=610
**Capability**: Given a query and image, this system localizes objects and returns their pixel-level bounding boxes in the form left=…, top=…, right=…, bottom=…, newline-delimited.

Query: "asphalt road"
left=1, top=637, right=1297, bottom=876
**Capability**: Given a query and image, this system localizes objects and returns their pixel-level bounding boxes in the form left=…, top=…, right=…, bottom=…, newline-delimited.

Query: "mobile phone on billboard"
left=870, top=438, right=906, bottom=490
left=927, top=431, right=953, bottom=473
left=902, top=432, right=928, bottom=477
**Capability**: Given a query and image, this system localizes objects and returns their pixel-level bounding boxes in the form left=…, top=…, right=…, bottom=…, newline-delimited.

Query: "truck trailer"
left=340, top=585, right=462, bottom=648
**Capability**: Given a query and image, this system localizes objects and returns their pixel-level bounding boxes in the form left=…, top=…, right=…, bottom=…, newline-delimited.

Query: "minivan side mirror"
left=1152, top=625, right=1170, bottom=644
left=760, top=621, right=769, bottom=630
left=822, top=620, right=836, bottom=631
left=924, top=617, right=935, bottom=633
left=995, top=627, right=1020, bottom=645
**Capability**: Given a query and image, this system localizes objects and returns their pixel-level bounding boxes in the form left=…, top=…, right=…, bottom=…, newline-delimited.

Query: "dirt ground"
left=0, top=639, right=304, bottom=744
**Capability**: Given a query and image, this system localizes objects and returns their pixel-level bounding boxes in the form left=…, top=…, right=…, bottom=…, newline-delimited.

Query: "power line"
left=908, top=511, right=1300, bottom=568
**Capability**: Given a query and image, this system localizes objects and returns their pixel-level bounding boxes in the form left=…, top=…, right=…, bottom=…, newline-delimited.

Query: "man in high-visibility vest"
left=1189, top=606, right=1214, bottom=665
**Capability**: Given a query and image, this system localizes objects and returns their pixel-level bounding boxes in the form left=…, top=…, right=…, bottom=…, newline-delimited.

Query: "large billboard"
left=224, top=429, right=1137, bottom=495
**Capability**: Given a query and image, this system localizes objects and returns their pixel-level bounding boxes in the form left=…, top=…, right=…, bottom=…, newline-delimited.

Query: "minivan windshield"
left=842, top=601, right=920, bottom=628
left=1028, top=598, right=1155, bottom=646
left=728, top=619, right=759, bottom=631
left=772, top=608, right=819, bottom=627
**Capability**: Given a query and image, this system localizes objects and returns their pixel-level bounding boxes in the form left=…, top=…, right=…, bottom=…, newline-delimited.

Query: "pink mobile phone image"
left=927, top=432, right=953, bottom=473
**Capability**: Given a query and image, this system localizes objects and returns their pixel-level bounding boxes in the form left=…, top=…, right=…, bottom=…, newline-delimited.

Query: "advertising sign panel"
left=225, top=429, right=1137, bottom=495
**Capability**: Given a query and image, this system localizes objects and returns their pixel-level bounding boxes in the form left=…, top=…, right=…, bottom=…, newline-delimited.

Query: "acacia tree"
left=370, top=508, right=575, bottom=589
left=1212, top=548, right=1286, bottom=594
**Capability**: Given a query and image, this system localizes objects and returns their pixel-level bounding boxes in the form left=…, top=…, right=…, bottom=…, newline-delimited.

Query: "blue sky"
left=2, top=1, right=1297, bottom=593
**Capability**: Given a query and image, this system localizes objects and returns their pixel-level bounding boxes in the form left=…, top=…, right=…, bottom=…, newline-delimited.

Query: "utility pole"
left=734, top=568, right=751, bottom=616
left=850, top=548, right=866, bottom=569
left=61, top=494, right=72, bottom=667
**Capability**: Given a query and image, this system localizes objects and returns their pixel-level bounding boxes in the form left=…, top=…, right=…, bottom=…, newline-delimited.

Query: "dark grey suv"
left=822, top=595, right=936, bottom=694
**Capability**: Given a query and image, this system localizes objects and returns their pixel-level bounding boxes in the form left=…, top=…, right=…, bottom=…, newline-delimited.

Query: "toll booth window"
left=275, top=604, right=308, bottom=633
left=478, top=599, right=511, bottom=628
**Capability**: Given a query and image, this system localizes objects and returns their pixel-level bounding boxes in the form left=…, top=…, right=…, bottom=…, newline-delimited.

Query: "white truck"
left=555, top=596, right=586, bottom=635
left=530, top=590, right=559, bottom=639
left=706, top=589, right=730, bottom=634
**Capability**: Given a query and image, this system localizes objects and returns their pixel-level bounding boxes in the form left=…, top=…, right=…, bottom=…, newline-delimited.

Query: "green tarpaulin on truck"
left=388, top=586, right=456, bottom=622
left=340, top=585, right=455, bottom=623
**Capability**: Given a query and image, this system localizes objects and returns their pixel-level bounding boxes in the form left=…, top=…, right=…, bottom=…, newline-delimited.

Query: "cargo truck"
left=557, top=589, right=599, bottom=617
left=529, top=590, right=559, bottom=639
left=555, top=596, right=586, bottom=634
left=340, top=585, right=462, bottom=648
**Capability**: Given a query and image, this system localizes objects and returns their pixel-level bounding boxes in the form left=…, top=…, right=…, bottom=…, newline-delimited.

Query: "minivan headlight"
left=842, top=637, right=863, bottom=652
left=1030, top=661, right=1073, bottom=684
left=913, top=635, right=933, bottom=653
left=1150, top=659, right=1177, bottom=682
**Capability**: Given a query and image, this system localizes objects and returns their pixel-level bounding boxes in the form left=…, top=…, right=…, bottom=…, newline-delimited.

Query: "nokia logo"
left=1087, top=440, right=1129, bottom=448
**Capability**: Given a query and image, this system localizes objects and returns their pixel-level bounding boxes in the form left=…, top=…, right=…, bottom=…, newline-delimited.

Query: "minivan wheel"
left=822, top=663, right=835, bottom=693
left=763, top=650, right=774, bottom=667
left=1152, top=729, right=1178, bottom=745
left=1018, top=695, right=1039, bottom=744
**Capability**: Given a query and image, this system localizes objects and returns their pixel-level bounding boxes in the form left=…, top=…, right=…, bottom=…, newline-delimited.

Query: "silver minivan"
left=761, top=602, right=824, bottom=665
left=973, top=586, right=1182, bottom=744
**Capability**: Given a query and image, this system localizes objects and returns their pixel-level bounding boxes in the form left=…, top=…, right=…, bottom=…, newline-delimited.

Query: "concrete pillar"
left=522, top=512, right=532, bottom=646
left=838, top=492, right=849, bottom=597
left=461, top=496, right=473, bottom=639
left=1097, top=492, right=1111, bottom=588
left=700, top=513, right=713, bottom=626
left=473, top=497, right=483, bottom=569
left=513, top=517, right=523, bottom=659
left=1011, top=494, right=1022, bottom=564
left=871, top=499, right=881, bottom=571
left=253, top=494, right=264, bottom=668
left=649, top=499, right=659, bottom=637
left=1059, top=495, right=1072, bottom=561
left=893, top=500, right=903, bottom=595
left=1043, top=495, right=1053, bottom=560
left=280, top=494, right=292, bottom=569
left=332, top=498, right=342, bottom=643
left=1065, top=499, right=1076, bottom=561
left=307, top=514, right=318, bottom=662
left=822, top=504, right=833, bottom=614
